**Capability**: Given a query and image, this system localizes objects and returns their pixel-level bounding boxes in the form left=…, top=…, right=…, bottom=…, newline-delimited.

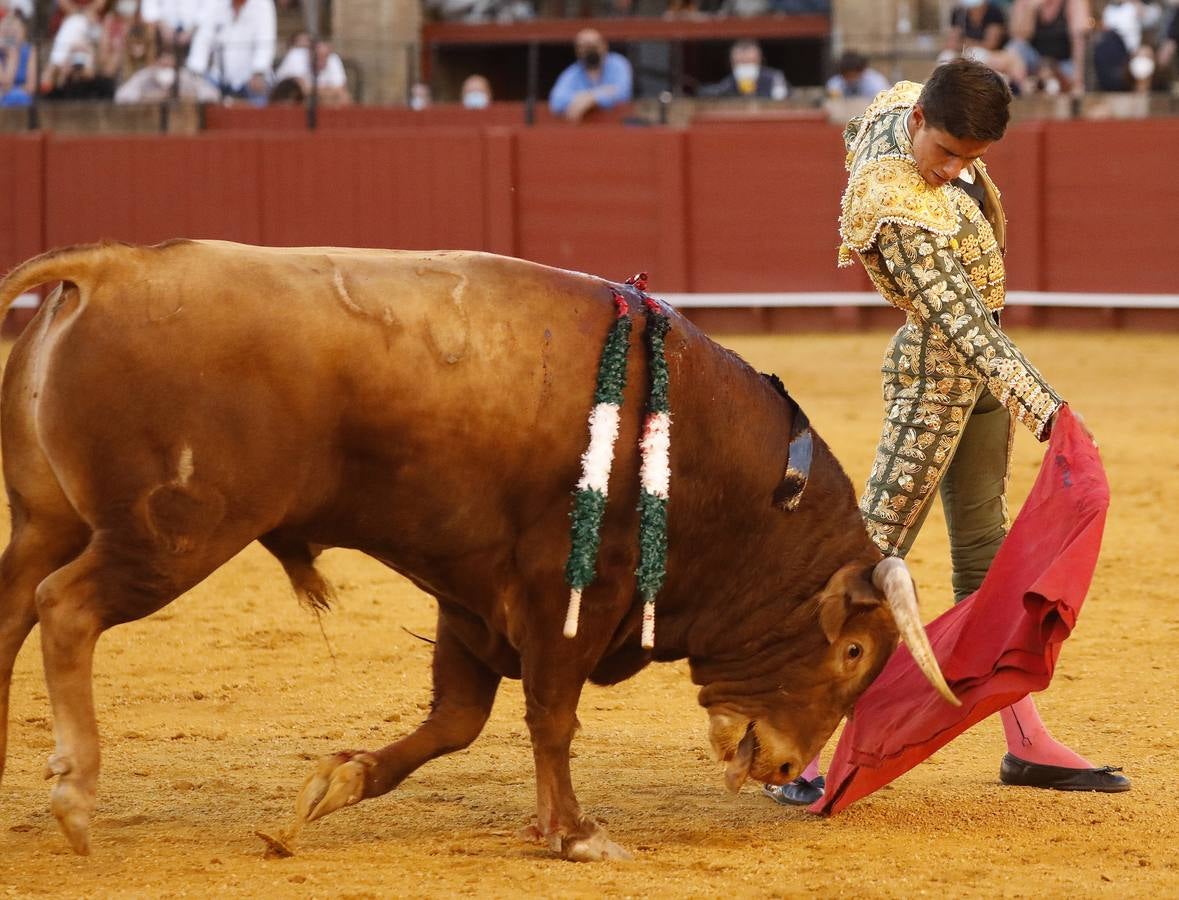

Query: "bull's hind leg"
left=35, top=522, right=254, bottom=855
left=0, top=507, right=89, bottom=786
left=283, top=612, right=501, bottom=843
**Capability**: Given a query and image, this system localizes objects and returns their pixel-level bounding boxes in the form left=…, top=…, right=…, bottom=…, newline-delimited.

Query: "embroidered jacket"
left=838, top=81, right=1061, bottom=439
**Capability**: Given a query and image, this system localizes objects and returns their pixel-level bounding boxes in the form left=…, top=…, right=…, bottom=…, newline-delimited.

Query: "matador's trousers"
left=859, top=323, right=1013, bottom=603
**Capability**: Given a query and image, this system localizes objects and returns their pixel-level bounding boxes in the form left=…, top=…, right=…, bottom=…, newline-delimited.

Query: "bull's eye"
left=847, top=643, right=863, bottom=660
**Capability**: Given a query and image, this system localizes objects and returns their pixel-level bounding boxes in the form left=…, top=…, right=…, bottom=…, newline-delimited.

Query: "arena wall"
left=2, top=118, right=1177, bottom=332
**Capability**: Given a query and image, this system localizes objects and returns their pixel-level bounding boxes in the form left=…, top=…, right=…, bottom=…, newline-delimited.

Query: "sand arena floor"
left=0, top=330, right=1176, bottom=898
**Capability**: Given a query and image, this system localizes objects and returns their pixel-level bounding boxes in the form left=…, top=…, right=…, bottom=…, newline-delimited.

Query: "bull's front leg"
left=520, top=648, right=632, bottom=862
left=265, top=615, right=502, bottom=853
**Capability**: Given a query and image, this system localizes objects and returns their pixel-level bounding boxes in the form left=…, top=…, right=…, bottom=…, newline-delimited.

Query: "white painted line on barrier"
left=661, top=292, right=1179, bottom=309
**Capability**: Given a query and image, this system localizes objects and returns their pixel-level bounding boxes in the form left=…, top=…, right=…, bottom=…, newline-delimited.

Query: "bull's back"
left=9, top=241, right=628, bottom=555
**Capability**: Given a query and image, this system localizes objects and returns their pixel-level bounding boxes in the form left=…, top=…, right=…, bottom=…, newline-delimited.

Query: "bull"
left=0, top=240, right=955, bottom=860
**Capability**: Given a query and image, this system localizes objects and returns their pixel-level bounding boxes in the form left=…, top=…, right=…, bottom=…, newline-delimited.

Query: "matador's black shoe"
left=762, top=775, right=825, bottom=806
left=999, top=753, right=1131, bottom=792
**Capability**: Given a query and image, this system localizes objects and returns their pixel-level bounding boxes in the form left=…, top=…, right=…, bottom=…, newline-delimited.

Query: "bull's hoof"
left=49, top=780, right=93, bottom=856
left=561, top=830, right=633, bottom=862
left=294, top=750, right=377, bottom=825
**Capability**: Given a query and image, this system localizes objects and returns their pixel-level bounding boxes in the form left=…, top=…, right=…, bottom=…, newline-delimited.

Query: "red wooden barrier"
left=0, top=134, right=46, bottom=278
left=980, top=122, right=1044, bottom=291
left=3, top=118, right=1177, bottom=307
left=512, top=125, right=680, bottom=286
left=201, top=103, right=634, bottom=131
left=255, top=130, right=487, bottom=250
left=685, top=122, right=870, bottom=293
left=1041, top=118, right=1179, bottom=293
left=44, top=134, right=264, bottom=249
left=202, top=105, right=306, bottom=131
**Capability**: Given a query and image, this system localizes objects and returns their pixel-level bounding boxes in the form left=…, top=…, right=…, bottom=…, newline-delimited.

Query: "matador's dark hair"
left=918, top=58, right=1012, bottom=143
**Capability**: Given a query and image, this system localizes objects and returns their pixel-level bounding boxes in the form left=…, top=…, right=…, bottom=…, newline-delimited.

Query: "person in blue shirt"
left=0, top=11, right=37, bottom=108
left=549, top=28, right=633, bottom=122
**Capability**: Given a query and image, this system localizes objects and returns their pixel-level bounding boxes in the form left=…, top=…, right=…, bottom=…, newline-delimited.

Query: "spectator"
left=0, top=9, right=35, bottom=106
left=1, top=1, right=34, bottom=21
left=114, top=47, right=220, bottom=101
left=424, top=0, right=533, bottom=23
left=548, top=28, right=632, bottom=121
left=119, top=20, right=156, bottom=80
left=1008, top=0, right=1092, bottom=95
left=96, top=0, right=140, bottom=85
left=43, top=0, right=113, bottom=98
left=825, top=50, right=890, bottom=98
left=187, top=0, right=276, bottom=103
left=409, top=80, right=431, bottom=110
left=699, top=39, right=788, bottom=99
left=716, top=0, right=770, bottom=17
left=460, top=73, right=492, bottom=108
left=43, top=0, right=101, bottom=90
left=267, top=74, right=302, bottom=103
left=140, top=0, right=205, bottom=59
left=943, top=1, right=1029, bottom=90
left=274, top=31, right=351, bottom=105
left=1160, top=5, right=1178, bottom=76
left=1094, top=0, right=1162, bottom=91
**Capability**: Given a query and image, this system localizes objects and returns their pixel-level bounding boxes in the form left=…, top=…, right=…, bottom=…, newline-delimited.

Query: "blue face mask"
left=462, top=90, right=490, bottom=109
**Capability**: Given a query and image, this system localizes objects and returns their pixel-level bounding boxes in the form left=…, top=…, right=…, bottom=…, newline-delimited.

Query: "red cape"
left=813, top=406, right=1108, bottom=816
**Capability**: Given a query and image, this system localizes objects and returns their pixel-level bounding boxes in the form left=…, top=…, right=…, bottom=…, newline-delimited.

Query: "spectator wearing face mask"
left=699, top=39, right=789, bottom=99
left=825, top=50, right=891, bottom=98
left=409, top=80, right=431, bottom=110
left=114, top=47, right=220, bottom=101
left=274, top=31, right=350, bottom=105
left=1093, top=0, right=1161, bottom=92
left=461, top=73, right=492, bottom=109
left=0, top=10, right=36, bottom=106
left=43, top=0, right=107, bottom=97
left=548, top=28, right=632, bottom=121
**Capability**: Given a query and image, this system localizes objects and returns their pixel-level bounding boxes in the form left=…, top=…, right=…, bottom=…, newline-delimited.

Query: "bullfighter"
left=767, top=59, right=1130, bottom=806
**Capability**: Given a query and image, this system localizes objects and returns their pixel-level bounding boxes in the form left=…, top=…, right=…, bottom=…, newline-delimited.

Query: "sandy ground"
left=0, top=330, right=1176, bottom=899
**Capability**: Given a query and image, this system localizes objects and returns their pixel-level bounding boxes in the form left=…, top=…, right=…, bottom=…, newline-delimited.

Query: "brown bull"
left=0, top=240, right=954, bottom=860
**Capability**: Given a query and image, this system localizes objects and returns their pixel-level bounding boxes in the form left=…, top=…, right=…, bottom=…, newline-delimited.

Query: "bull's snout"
left=708, top=712, right=807, bottom=793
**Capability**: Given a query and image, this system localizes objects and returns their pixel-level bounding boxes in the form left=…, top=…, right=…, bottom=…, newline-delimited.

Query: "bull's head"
left=699, top=556, right=957, bottom=793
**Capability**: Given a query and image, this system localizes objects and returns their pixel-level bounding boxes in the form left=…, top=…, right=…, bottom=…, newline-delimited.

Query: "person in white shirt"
left=140, top=0, right=207, bottom=57
left=186, top=0, right=275, bottom=101
left=1, top=0, right=34, bottom=19
left=273, top=31, right=349, bottom=105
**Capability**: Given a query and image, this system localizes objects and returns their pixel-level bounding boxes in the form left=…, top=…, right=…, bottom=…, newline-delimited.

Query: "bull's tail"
left=0, top=242, right=118, bottom=323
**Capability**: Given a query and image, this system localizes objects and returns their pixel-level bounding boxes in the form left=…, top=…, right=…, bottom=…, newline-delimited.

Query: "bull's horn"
left=872, top=557, right=961, bottom=707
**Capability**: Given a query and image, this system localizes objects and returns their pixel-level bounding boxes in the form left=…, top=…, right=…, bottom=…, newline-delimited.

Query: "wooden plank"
left=423, top=13, right=829, bottom=46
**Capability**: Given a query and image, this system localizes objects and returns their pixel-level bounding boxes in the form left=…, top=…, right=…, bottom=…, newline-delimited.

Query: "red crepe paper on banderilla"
left=813, top=406, right=1109, bottom=816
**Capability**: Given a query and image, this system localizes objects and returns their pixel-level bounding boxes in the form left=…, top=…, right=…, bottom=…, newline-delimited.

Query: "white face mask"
left=157, top=67, right=175, bottom=88
left=1129, top=54, right=1155, bottom=81
left=462, top=90, right=489, bottom=109
left=116, top=0, right=138, bottom=16
left=733, top=63, right=759, bottom=82
left=410, top=96, right=427, bottom=111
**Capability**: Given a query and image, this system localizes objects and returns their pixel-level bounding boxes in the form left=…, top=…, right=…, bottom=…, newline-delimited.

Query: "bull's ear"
left=817, top=567, right=883, bottom=643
